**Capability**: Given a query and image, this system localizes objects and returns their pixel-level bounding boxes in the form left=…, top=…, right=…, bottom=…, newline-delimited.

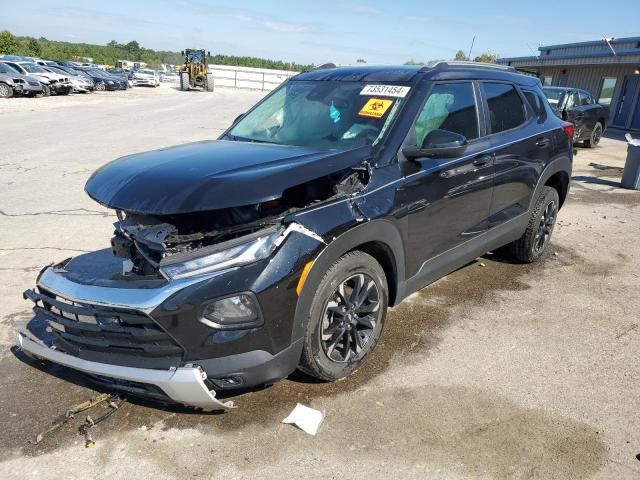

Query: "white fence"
left=207, top=64, right=297, bottom=91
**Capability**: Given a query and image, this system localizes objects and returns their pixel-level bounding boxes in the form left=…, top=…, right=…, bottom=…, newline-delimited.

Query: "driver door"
left=401, top=81, right=494, bottom=278
left=563, top=90, right=588, bottom=138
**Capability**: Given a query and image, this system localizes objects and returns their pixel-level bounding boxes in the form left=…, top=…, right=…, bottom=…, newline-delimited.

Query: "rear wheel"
left=505, top=186, right=559, bottom=263
left=0, top=83, right=13, bottom=98
left=298, top=251, right=388, bottom=381
left=584, top=122, right=602, bottom=148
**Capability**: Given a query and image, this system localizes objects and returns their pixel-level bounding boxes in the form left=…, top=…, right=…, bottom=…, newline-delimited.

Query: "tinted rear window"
left=523, top=90, right=547, bottom=122
left=483, top=83, right=526, bottom=133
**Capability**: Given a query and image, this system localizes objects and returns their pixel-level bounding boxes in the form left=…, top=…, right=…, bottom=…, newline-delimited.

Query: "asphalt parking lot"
left=1, top=85, right=639, bottom=479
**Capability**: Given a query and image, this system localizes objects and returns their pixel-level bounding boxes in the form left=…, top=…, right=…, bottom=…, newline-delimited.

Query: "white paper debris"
left=625, top=133, right=640, bottom=146
left=282, top=403, right=325, bottom=436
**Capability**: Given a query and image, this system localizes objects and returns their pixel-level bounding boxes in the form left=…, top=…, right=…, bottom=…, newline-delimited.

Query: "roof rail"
left=419, top=61, right=515, bottom=72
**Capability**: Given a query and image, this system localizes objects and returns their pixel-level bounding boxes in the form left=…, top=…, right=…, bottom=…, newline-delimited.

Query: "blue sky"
left=2, top=0, right=639, bottom=65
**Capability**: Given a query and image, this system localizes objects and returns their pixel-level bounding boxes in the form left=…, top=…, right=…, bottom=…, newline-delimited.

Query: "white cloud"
left=261, top=20, right=305, bottom=33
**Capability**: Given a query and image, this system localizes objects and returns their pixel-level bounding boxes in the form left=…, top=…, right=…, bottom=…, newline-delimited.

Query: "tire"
left=584, top=122, right=602, bottom=148
left=298, top=251, right=388, bottom=381
left=40, top=84, right=51, bottom=97
left=506, top=186, right=560, bottom=263
left=95, top=82, right=106, bottom=92
left=180, top=72, right=189, bottom=91
left=0, top=83, right=13, bottom=98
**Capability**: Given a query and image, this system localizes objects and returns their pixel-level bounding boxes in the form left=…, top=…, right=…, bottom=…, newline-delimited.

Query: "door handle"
left=472, top=154, right=492, bottom=166
left=536, top=138, right=551, bottom=148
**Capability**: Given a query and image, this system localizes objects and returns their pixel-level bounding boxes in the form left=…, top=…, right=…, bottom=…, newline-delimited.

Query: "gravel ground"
left=1, top=85, right=639, bottom=479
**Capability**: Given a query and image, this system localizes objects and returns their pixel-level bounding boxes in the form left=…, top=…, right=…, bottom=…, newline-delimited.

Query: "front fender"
left=291, top=218, right=406, bottom=341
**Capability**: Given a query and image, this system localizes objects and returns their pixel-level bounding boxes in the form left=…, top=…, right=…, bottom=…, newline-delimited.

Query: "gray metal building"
left=498, top=37, right=640, bottom=130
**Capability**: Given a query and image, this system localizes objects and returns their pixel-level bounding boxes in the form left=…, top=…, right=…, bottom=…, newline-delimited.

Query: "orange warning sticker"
left=358, top=98, right=393, bottom=119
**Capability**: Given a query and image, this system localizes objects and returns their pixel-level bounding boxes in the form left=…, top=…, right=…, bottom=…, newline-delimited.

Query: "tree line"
left=0, top=30, right=313, bottom=71
left=0, top=30, right=499, bottom=70
left=403, top=50, right=499, bottom=66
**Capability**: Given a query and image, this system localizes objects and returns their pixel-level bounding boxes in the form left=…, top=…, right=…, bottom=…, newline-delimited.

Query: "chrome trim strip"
left=17, top=332, right=234, bottom=410
left=37, top=266, right=237, bottom=313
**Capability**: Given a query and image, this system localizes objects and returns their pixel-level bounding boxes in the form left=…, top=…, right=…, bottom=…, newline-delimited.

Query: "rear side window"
left=522, top=89, right=548, bottom=122
left=566, top=91, right=579, bottom=109
left=414, top=82, right=479, bottom=147
left=482, top=83, right=526, bottom=133
left=579, top=91, right=593, bottom=105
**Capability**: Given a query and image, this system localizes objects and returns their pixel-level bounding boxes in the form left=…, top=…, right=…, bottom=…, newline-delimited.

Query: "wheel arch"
left=532, top=156, right=572, bottom=211
left=544, top=170, right=570, bottom=208
left=291, top=219, right=406, bottom=340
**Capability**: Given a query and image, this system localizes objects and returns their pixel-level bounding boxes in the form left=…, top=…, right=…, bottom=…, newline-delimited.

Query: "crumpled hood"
left=85, top=140, right=370, bottom=215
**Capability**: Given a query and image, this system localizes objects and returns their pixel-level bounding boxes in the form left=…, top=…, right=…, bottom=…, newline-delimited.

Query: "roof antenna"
left=468, top=35, right=476, bottom=60
left=604, top=36, right=617, bottom=56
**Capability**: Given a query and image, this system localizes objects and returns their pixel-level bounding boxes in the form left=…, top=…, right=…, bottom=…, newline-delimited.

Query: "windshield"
left=186, top=50, right=205, bottom=63
left=140, top=69, right=155, bottom=75
left=542, top=88, right=565, bottom=106
left=228, top=80, right=409, bottom=150
left=49, top=66, right=71, bottom=75
left=20, top=63, right=46, bottom=73
left=0, top=63, right=18, bottom=74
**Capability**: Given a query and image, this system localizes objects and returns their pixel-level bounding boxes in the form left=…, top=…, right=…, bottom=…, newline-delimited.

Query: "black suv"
left=543, top=86, right=609, bottom=147
left=18, top=62, right=573, bottom=410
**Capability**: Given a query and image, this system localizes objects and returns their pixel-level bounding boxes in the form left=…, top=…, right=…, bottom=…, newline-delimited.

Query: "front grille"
left=24, top=289, right=183, bottom=360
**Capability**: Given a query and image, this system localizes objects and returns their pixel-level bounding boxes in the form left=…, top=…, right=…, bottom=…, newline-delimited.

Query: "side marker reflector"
left=296, top=261, right=314, bottom=297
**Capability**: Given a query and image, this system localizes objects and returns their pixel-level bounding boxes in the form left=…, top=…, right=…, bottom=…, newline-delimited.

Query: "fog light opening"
left=199, top=293, right=262, bottom=329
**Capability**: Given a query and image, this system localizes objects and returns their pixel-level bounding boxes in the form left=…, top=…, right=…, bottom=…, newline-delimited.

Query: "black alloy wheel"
left=586, top=122, right=602, bottom=148
left=298, top=251, right=388, bottom=381
left=507, top=186, right=560, bottom=263
left=533, top=200, right=557, bottom=255
left=320, top=273, right=382, bottom=363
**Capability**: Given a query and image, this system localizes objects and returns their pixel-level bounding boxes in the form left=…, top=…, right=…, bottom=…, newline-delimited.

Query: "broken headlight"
left=159, top=228, right=281, bottom=280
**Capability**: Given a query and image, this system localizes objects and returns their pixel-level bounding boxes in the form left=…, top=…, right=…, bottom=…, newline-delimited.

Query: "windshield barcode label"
left=360, top=85, right=410, bottom=98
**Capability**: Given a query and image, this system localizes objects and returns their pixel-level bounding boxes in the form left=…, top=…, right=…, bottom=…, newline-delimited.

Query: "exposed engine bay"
left=110, top=167, right=368, bottom=276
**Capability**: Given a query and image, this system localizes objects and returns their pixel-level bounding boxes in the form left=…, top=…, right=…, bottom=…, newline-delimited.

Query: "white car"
left=0, top=61, right=73, bottom=95
left=132, top=69, right=160, bottom=87
left=42, top=65, right=94, bottom=93
left=161, top=71, right=179, bottom=83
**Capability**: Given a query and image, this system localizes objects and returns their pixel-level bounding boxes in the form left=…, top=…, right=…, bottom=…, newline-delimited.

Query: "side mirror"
left=180, top=51, right=184, bottom=56
left=402, top=129, right=468, bottom=159
left=207, top=51, right=211, bottom=57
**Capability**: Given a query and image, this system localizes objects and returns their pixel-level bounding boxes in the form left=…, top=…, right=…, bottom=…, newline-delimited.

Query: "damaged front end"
left=108, top=163, right=367, bottom=280
left=18, top=142, right=372, bottom=410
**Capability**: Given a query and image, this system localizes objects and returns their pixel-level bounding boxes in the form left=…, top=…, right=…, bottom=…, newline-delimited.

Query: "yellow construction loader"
left=179, top=49, right=213, bottom=91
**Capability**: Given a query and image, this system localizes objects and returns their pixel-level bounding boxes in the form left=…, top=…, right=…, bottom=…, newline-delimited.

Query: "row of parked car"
left=0, top=55, right=161, bottom=98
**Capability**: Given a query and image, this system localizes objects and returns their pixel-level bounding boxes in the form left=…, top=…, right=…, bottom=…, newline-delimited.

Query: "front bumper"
left=133, top=78, right=156, bottom=86
left=18, top=226, right=323, bottom=407
left=17, top=332, right=234, bottom=410
left=21, top=83, right=43, bottom=93
left=72, top=82, right=93, bottom=92
left=52, top=84, right=73, bottom=94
